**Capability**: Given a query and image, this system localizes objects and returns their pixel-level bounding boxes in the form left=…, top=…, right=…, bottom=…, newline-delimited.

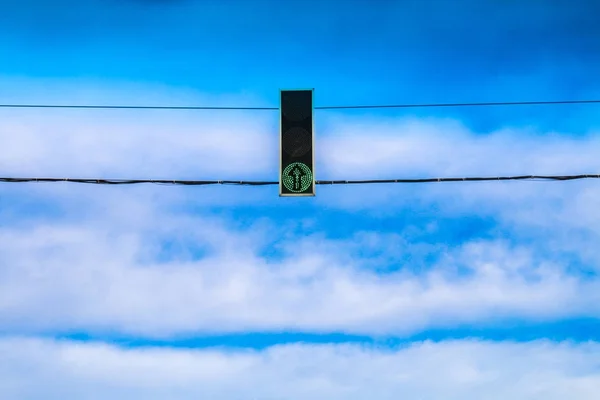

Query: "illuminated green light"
left=282, top=162, right=313, bottom=192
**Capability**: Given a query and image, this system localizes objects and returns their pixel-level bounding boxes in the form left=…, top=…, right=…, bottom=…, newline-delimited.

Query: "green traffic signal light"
left=279, top=89, right=315, bottom=197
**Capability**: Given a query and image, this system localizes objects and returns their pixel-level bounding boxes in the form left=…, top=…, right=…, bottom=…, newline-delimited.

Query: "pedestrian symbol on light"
left=282, top=162, right=312, bottom=193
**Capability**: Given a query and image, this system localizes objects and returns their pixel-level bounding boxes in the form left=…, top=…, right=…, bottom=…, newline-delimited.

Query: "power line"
left=1, top=99, right=600, bottom=111
left=315, top=99, right=600, bottom=110
left=0, top=104, right=278, bottom=111
left=1, top=174, right=599, bottom=186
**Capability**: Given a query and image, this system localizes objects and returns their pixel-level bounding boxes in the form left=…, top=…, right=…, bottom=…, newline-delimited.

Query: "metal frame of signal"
left=279, top=88, right=316, bottom=197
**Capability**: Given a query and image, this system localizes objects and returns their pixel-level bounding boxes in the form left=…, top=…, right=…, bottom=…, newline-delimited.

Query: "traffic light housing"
left=279, top=89, right=315, bottom=196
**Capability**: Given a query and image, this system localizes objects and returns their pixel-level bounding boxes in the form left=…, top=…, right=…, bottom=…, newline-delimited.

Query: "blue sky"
left=1, top=0, right=600, bottom=398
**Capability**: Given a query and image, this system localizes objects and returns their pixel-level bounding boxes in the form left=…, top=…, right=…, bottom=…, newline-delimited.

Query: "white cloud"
left=1, top=337, right=599, bottom=399
left=4, top=87, right=600, bottom=225
left=0, top=108, right=276, bottom=179
left=0, top=202, right=598, bottom=338
left=318, top=115, right=600, bottom=177
left=4, top=93, right=598, bottom=233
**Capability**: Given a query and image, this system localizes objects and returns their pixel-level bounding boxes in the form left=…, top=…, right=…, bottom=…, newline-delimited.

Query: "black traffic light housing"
left=279, top=89, right=315, bottom=196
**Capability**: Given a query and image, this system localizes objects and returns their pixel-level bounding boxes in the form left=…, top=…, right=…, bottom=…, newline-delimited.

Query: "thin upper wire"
left=1, top=99, right=600, bottom=110
left=0, top=104, right=278, bottom=110
left=1, top=174, right=599, bottom=186
left=315, top=99, right=600, bottom=110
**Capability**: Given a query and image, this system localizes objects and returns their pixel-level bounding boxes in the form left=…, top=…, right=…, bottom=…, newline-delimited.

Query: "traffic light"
left=279, top=89, right=315, bottom=196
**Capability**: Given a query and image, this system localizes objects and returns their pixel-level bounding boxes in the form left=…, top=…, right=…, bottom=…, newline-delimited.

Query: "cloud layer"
left=1, top=337, right=599, bottom=399
left=0, top=204, right=599, bottom=338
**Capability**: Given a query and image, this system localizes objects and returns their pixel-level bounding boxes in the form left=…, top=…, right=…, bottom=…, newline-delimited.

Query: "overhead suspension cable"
left=1, top=174, right=599, bottom=186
